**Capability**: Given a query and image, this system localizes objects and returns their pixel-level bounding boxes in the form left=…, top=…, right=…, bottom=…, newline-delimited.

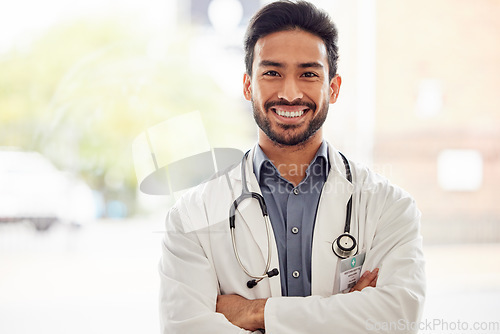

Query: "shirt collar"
left=253, top=140, right=330, bottom=182
left=252, top=144, right=269, bottom=182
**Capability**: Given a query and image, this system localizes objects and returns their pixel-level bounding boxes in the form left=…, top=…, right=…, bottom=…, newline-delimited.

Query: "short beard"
left=252, top=99, right=328, bottom=146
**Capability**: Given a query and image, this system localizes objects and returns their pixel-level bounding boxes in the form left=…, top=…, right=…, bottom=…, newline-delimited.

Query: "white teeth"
left=275, top=109, right=305, bottom=118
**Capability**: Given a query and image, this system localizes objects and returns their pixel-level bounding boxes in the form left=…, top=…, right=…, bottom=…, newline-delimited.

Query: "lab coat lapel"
left=311, top=147, right=354, bottom=296
left=230, top=147, right=281, bottom=297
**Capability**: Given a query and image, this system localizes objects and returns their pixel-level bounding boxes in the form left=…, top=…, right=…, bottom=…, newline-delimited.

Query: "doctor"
left=159, top=1, right=425, bottom=333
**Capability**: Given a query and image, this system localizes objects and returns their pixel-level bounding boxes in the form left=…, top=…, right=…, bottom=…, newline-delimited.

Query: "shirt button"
left=293, top=188, right=299, bottom=195
left=292, top=270, right=300, bottom=278
left=291, top=227, right=299, bottom=234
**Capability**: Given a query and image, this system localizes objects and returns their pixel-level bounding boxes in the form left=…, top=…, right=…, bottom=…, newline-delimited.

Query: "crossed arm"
left=161, top=182, right=425, bottom=333
left=216, top=269, right=379, bottom=332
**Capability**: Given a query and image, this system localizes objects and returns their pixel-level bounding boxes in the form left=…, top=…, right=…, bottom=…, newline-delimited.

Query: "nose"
left=277, top=77, right=303, bottom=102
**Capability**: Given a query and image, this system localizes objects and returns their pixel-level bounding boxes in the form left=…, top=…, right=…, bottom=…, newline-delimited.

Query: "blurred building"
left=374, top=0, right=500, bottom=243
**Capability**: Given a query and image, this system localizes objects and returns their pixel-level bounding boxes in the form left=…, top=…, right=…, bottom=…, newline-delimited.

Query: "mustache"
left=264, top=99, right=316, bottom=111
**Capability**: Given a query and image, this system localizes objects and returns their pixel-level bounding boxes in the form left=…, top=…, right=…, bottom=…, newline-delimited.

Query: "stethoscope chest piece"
left=331, top=152, right=358, bottom=259
left=332, top=233, right=358, bottom=259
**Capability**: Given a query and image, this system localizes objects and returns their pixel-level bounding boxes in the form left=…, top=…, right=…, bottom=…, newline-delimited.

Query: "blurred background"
left=1, top=0, right=499, bottom=333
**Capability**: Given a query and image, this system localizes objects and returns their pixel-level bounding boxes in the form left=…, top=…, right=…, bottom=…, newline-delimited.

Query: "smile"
left=271, top=108, right=307, bottom=118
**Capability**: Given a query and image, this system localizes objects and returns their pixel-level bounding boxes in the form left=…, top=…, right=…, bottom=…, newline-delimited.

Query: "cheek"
left=319, top=85, right=333, bottom=103
left=303, top=86, right=329, bottom=104
left=251, top=84, right=269, bottom=104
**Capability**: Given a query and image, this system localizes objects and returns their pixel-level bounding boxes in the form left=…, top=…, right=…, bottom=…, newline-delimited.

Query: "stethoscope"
left=228, top=150, right=357, bottom=289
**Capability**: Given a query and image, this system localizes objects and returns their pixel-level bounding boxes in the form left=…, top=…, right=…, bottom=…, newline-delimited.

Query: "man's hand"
left=216, top=294, right=267, bottom=331
left=350, top=268, right=379, bottom=292
left=216, top=269, right=378, bottom=330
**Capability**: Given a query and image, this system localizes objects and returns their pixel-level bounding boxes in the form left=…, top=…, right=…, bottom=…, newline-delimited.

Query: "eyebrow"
left=259, top=60, right=283, bottom=68
left=259, top=60, right=324, bottom=69
left=299, top=62, right=324, bottom=69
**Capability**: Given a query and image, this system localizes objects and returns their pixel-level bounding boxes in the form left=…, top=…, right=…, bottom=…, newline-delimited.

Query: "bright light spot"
left=416, top=79, right=443, bottom=118
left=437, top=149, right=483, bottom=191
left=208, top=0, right=243, bottom=32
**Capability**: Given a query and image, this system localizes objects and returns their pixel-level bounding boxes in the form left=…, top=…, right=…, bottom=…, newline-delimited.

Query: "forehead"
left=253, top=29, right=328, bottom=68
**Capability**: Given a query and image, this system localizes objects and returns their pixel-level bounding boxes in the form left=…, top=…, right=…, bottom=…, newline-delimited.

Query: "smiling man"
left=159, top=1, right=425, bottom=333
left=244, top=27, right=338, bottom=186
left=247, top=30, right=334, bottom=145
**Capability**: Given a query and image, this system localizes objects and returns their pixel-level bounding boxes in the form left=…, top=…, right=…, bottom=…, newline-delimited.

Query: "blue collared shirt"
left=253, top=142, right=330, bottom=296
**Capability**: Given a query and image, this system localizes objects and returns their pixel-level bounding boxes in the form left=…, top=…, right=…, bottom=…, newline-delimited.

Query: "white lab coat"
left=159, top=144, right=426, bottom=333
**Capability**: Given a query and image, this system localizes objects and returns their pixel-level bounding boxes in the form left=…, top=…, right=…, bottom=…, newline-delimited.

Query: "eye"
left=301, top=72, right=319, bottom=78
left=263, top=70, right=280, bottom=77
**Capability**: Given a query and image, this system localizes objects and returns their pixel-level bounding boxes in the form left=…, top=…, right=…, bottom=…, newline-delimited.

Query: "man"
left=159, top=1, right=425, bottom=333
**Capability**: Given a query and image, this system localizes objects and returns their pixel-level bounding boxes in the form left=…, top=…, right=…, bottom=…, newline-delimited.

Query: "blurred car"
left=0, top=148, right=96, bottom=231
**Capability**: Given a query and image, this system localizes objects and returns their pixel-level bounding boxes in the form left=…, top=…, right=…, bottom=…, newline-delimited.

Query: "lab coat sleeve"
left=159, top=205, right=256, bottom=334
left=264, top=186, right=426, bottom=333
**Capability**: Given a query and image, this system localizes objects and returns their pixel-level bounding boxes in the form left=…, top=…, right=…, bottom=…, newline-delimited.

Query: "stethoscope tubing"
left=229, top=149, right=358, bottom=289
left=229, top=151, right=275, bottom=283
left=230, top=214, right=273, bottom=281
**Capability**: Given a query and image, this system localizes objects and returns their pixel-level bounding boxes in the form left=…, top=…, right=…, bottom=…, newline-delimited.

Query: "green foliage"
left=0, top=18, right=248, bottom=215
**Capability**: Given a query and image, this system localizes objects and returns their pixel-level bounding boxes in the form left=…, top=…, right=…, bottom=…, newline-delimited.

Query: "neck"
left=258, top=130, right=323, bottom=186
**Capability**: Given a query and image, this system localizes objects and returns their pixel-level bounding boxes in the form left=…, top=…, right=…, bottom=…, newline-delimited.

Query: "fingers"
left=349, top=268, right=379, bottom=292
left=370, top=273, right=378, bottom=287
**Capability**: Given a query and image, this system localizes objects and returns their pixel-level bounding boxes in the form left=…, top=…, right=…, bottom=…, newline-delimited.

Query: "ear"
left=243, top=73, right=252, bottom=101
left=329, top=75, right=342, bottom=104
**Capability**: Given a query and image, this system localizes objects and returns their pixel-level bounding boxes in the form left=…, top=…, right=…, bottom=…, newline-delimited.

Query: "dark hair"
left=244, top=0, right=339, bottom=80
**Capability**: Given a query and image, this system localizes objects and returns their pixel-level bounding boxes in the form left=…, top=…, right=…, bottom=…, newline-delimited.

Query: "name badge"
left=338, top=252, right=365, bottom=292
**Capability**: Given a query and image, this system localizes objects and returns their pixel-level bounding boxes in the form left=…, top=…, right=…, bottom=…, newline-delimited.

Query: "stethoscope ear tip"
left=247, top=280, right=258, bottom=289
left=267, top=268, right=279, bottom=278
left=246, top=268, right=279, bottom=289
